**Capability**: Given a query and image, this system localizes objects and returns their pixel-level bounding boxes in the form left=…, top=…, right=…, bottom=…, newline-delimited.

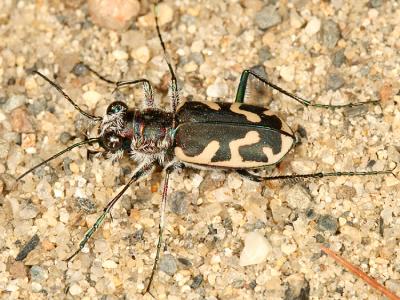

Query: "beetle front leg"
left=65, top=161, right=155, bottom=262
left=144, top=162, right=184, bottom=294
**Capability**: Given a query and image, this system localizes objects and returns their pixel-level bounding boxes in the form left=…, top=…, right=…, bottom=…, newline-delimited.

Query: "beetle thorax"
left=132, top=109, right=174, bottom=154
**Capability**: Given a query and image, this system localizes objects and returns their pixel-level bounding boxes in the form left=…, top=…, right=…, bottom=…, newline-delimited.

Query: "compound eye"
left=106, top=101, right=128, bottom=115
left=102, top=132, right=123, bottom=152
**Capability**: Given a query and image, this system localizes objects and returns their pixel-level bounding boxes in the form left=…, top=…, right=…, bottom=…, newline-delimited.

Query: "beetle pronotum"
left=14, top=3, right=395, bottom=294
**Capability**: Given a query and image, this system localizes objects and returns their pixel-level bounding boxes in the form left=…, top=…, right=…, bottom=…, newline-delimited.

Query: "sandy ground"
left=1, top=0, right=400, bottom=299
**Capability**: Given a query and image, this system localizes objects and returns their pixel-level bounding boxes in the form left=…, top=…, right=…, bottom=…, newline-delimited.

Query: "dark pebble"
left=169, top=191, right=188, bottom=215
left=258, top=47, right=272, bottom=63
left=28, top=99, right=47, bottom=116
left=320, top=20, right=341, bottom=49
left=59, top=132, right=72, bottom=144
left=130, top=228, right=144, bottom=243
left=159, top=254, right=177, bottom=276
left=177, top=257, right=192, bottom=269
left=331, top=49, right=346, bottom=67
left=249, top=280, right=257, bottom=289
left=317, top=215, right=338, bottom=233
left=71, top=62, right=88, bottom=77
left=15, top=234, right=40, bottom=261
left=326, top=74, right=345, bottom=91
left=63, top=157, right=72, bottom=176
left=190, top=274, right=203, bottom=289
left=76, top=197, right=97, bottom=213
left=315, top=233, right=325, bottom=243
left=305, top=208, right=316, bottom=219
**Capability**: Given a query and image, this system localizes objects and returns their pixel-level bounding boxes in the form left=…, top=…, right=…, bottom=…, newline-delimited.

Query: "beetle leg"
left=235, top=69, right=379, bottom=108
left=238, top=164, right=396, bottom=183
left=65, top=161, right=155, bottom=262
left=237, top=169, right=263, bottom=182
left=72, top=62, right=155, bottom=108
left=115, top=79, right=155, bottom=108
left=145, top=162, right=183, bottom=294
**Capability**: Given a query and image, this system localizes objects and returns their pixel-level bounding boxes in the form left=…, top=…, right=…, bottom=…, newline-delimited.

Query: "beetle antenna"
left=154, top=1, right=180, bottom=116
left=33, top=71, right=103, bottom=121
left=16, top=138, right=99, bottom=181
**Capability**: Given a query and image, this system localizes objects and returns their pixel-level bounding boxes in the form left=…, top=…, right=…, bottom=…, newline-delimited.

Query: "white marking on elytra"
left=230, top=103, right=261, bottom=123
left=175, top=140, right=220, bottom=164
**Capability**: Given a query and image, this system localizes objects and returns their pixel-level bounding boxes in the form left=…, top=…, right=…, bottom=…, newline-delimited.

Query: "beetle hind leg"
left=235, top=69, right=379, bottom=108
left=238, top=165, right=396, bottom=183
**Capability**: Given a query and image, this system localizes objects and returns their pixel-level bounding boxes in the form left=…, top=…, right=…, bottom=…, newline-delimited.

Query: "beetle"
left=15, top=5, right=395, bottom=294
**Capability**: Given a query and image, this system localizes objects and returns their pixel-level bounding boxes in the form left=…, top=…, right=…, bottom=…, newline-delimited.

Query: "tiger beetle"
left=16, top=3, right=395, bottom=294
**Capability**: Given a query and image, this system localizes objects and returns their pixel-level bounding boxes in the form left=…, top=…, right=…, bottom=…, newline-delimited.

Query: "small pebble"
left=157, top=3, right=174, bottom=26
left=82, top=90, right=102, bottom=109
left=8, top=261, right=27, bottom=278
left=16, top=234, right=40, bottom=261
left=131, top=45, right=151, bottom=64
left=76, top=197, right=97, bottom=213
left=112, top=49, right=129, bottom=60
left=88, top=0, right=141, bottom=30
left=254, top=5, right=282, bottom=30
left=3, top=95, right=25, bottom=113
left=206, top=81, right=229, bottom=98
left=159, top=254, right=177, bottom=276
left=31, top=282, right=42, bottom=293
left=102, top=260, right=118, bottom=269
left=177, top=257, right=192, bottom=269
left=326, top=74, right=345, bottom=91
left=59, top=132, right=72, bottom=144
left=320, top=20, right=341, bottom=49
left=304, top=17, right=321, bottom=35
left=71, top=62, right=88, bottom=77
left=369, top=0, right=383, bottom=8
left=331, top=49, right=346, bottom=67
left=169, top=191, right=188, bottom=215
left=190, top=274, right=203, bottom=289
left=10, top=107, right=34, bottom=133
left=30, top=265, right=48, bottom=282
left=0, top=139, right=10, bottom=159
left=289, top=9, right=305, bottom=29
left=317, top=215, right=338, bottom=233
left=19, top=203, right=39, bottom=220
left=239, top=232, right=272, bottom=266
left=69, top=283, right=83, bottom=296
left=280, top=65, right=295, bottom=82
left=258, top=47, right=272, bottom=63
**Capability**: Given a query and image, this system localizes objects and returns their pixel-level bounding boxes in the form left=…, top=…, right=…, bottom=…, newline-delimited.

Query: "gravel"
left=1, top=1, right=399, bottom=299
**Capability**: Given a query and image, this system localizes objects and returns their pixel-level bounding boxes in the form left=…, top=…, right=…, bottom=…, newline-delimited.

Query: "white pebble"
left=304, top=17, right=321, bottom=36
left=239, top=232, right=272, bottom=266
left=31, top=282, right=42, bottom=293
left=69, top=283, right=82, bottom=296
left=280, top=65, right=295, bottom=82
left=112, top=49, right=129, bottom=60
left=157, top=3, right=174, bottom=26
left=191, top=174, right=203, bottom=188
left=281, top=243, right=297, bottom=255
left=102, top=260, right=118, bottom=269
left=207, top=81, right=229, bottom=98
left=82, top=91, right=102, bottom=110
left=131, top=46, right=151, bottom=64
left=227, top=173, right=242, bottom=189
